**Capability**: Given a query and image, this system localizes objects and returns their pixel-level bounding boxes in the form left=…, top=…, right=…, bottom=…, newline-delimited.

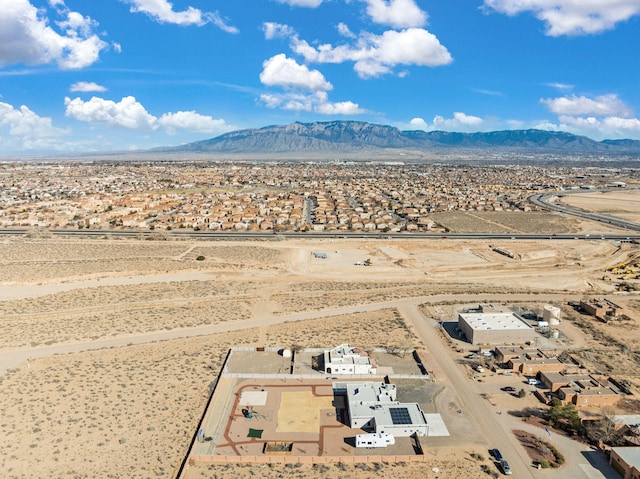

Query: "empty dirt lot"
left=0, top=221, right=639, bottom=478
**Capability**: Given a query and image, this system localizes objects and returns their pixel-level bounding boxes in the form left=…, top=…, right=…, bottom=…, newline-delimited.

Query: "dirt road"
left=0, top=292, right=584, bottom=375
left=398, top=303, right=536, bottom=478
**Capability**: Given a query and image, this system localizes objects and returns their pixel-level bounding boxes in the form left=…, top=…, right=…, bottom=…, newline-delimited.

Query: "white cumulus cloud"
left=336, top=22, right=357, bottom=38
left=64, top=95, right=231, bottom=134
left=364, top=0, right=428, bottom=28
left=408, top=117, right=429, bottom=129
left=0, top=101, right=70, bottom=150
left=538, top=92, right=640, bottom=139
left=70, top=81, right=107, bottom=92
left=0, top=0, right=108, bottom=69
left=258, top=54, right=367, bottom=114
left=124, top=0, right=238, bottom=32
left=260, top=54, right=333, bottom=91
left=158, top=111, right=231, bottom=134
left=406, top=112, right=485, bottom=131
left=292, top=28, right=452, bottom=78
left=65, top=96, right=158, bottom=130
left=434, top=112, right=483, bottom=128
left=260, top=91, right=366, bottom=114
left=314, top=92, right=367, bottom=114
left=540, top=94, right=632, bottom=117
left=260, top=92, right=313, bottom=111
left=603, top=116, right=640, bottom=131
left=539, top=115, right=640, bottom=139
left=484, top=0, right=640, bottom=36
left=263, top=22, right=296, bottom=40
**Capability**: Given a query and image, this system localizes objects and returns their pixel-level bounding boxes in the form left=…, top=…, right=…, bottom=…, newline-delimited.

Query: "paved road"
left=1, top=227, right=639, bottom=241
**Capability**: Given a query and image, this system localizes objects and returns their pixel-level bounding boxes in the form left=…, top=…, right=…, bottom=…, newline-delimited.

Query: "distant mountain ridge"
left=155, top=121, right=640, bottom=154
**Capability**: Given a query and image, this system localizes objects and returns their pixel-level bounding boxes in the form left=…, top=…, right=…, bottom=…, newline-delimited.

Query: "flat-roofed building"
left=610, top=447, right=640, bottom=479
left=458, top=309, right=535, bottom=345
left=548, top=373, right=623, bottom=409
left=540, top=372, right=591, bottom=392
left=334, top=381, right=429, bottom=437
left=580, top=298, right=625, bottom=320
left=508, top=356, right=566, bottom=376
left=495, top=346, right=541, bottom=363
left=323, top=344, right=377, bottom=375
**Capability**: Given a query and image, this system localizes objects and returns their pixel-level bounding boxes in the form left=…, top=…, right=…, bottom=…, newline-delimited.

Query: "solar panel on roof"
left=389, top=407, right=412, bottom=425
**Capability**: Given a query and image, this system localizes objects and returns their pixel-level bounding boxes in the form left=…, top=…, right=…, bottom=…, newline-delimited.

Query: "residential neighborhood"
left=0, top=160, right=634, bottom=232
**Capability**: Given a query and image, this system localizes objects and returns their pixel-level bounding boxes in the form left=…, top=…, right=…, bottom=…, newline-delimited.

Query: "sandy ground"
left=0, top=231, right=639, bottom=479
left=1, top=238, right=635, bottom=349
left=561, top=190, right=640, bottom=223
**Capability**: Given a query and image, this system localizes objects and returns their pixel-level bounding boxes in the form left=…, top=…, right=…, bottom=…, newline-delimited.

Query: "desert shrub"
left=196, top=255, right=205, bottom=261
left=539, top=460, right=550, bottom=468
left=549, top=444, right=565, bottom=464
left=481, top=464, right=499, bottom=478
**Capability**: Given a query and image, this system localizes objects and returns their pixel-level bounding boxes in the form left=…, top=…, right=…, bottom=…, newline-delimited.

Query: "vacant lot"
left=431, top=211, right=581, bottom=234
left=561, top=190, right=640, bottom=223
left=0, top=234, right=638, bottom=479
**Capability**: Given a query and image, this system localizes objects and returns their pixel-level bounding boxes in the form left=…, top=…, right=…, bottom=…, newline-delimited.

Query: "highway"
left=0, top=227, right=639, bottom=241
left=529, top=189, right=640, bottom=233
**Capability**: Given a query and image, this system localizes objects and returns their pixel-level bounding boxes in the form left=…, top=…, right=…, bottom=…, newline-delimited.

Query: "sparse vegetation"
left=481, top=464, right=499, bottom=478
left=1, top=234, right=639, bottom=479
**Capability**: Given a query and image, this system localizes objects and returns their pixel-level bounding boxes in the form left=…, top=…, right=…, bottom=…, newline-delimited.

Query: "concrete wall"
left=470, top=328, right=535, bottom=345
left=189, top=454, right=427, bottom=466
left=325, top=363, right=372, bottom=374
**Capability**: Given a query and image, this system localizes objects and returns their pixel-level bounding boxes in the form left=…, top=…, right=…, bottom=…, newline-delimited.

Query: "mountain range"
left=155, top=121, right=640, bottom=155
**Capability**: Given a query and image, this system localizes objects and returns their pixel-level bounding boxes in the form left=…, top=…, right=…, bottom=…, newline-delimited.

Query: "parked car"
left=490, top=448, right=503, bottom=461
left=465, top=353, right=479, bottom=359
left=500, top=459, right=512, bottom=475
left=527, top=378, right=541, bottom=385
left=501, top=386, right=516, bottom=392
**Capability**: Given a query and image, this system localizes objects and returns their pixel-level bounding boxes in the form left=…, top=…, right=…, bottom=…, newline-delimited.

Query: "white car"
left=500, top=459, right=512, bottom=475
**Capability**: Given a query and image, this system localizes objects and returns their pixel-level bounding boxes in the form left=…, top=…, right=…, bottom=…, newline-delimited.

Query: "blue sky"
left=1, top=0, right=640, bottom=153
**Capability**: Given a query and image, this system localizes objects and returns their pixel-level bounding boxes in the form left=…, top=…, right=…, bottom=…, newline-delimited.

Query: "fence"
left=189, top=454, right=427, bottom=465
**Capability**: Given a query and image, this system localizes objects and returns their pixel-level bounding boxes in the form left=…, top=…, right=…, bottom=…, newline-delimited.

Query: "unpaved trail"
left=0, top=292, right=610, bottom=375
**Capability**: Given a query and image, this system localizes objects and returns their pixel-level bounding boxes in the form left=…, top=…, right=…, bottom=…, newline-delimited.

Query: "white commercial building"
left=323, top=344, right=377, bottom=375
left=334, top=381, right=429, bottom=437
left=458, top=308, right=535, bottom=345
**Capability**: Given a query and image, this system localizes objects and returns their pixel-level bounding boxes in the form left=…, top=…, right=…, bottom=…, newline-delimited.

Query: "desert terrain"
left=1, top=207, right=640, bottom=479
left=561, top=190, right=640, bottom=224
